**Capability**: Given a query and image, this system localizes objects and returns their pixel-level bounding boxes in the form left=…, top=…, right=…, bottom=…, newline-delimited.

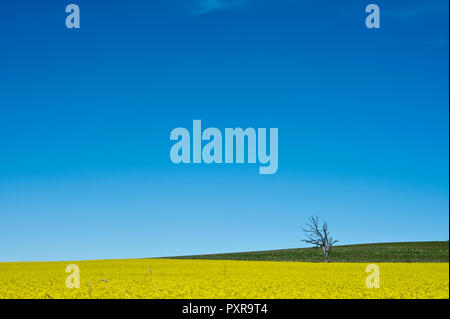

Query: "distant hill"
left=166, top=241, right=449, bottom=262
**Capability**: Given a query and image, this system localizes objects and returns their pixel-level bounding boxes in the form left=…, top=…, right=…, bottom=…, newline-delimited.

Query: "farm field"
left=168, top=241, right=449, bottom=263
left=0, top=258, right=448, bottom=299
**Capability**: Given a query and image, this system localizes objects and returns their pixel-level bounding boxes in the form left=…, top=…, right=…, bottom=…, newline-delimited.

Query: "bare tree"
left=302, top=216, right=338, bottom=263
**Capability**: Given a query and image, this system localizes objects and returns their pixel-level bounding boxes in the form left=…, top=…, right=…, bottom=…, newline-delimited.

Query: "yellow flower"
left=0, top=259, right=447, bottom=299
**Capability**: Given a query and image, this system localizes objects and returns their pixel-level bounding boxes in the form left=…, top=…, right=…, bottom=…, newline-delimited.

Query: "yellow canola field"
left=0, top=259, right=448, bottom=299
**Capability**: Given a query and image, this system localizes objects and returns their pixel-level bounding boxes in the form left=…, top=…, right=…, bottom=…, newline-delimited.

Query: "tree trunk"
left=323, top=250, right=329, bottom=263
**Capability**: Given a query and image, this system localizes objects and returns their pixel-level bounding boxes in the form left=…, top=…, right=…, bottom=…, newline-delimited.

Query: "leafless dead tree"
left=302, top=216, right=338, bottom=263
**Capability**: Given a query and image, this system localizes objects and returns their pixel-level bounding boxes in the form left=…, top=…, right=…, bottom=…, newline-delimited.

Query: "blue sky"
left=0, top=0, right=448, bottom=262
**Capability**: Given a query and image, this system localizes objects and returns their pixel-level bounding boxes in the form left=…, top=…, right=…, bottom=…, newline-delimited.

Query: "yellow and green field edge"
left=0, top=242, right=448, bottom=299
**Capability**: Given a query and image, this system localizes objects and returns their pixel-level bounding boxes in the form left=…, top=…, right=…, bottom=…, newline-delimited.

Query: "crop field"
left=0, top=259, right=448, bottom=299
left=169, top=241, right=449, bottom=263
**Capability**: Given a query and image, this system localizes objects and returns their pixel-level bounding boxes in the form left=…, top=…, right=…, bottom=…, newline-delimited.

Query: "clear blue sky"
left=0, top=0, right=448, bottom=261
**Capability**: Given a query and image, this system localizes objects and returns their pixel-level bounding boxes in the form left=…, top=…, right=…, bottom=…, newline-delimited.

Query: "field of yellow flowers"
left=0, top=259, right=447, bottom=299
